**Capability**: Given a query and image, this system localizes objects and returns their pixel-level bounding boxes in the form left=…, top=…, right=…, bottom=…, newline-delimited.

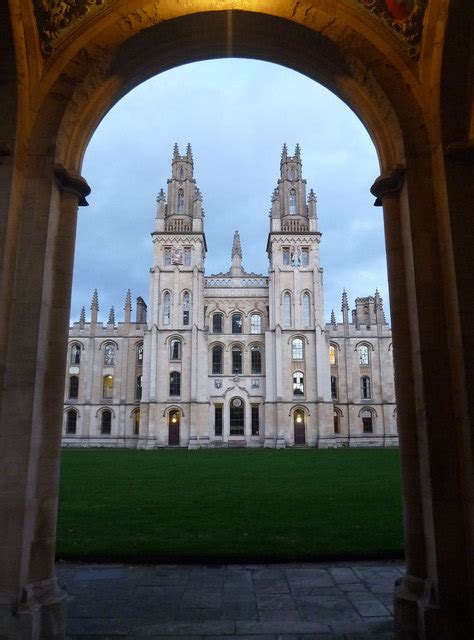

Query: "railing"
left=205, top=277, right=268, bottom=287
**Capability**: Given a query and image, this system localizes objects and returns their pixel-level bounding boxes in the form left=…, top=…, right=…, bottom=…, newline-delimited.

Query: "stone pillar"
left=0, top=162, right=90, bottom=639
left=371, top=168, right=427, bottom=636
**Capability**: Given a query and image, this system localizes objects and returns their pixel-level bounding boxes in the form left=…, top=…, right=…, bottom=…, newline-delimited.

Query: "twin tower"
left=140, top=142, right=333, bottom=448
left=64, top=144, right=396, bottom=448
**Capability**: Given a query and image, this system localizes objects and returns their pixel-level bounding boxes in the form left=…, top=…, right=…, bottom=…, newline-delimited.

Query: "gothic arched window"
left=182, top=291, right=191, bottom=325
left=329, top=344, right=337, bottom=366
left=66, top=409, right=77, bottom=434
left=179, top=166, right=184, bottom=180
left=177, top=188, right=184, bottom=213
left=212, top=313, right=223, bottom=333
left=292, top=338, right=303, bottom=360
left=333, top=409, right=341, bottom=434
left=303, top=292, right=311, bottom=327
left=331, top=375, right=338, bottom=399
left=251, top=345, right=262, bottom=374
left=70, top=344, right=81, bottom=364
left=102, top=375, right=113, bottom=399
left=232, top=346, right=243, bottom=375
left=212, top=344, right=223, bottom=374
left=362, top=409, right=374, bottom=433
left=232, top=313, right=243, bottom=334
left=289, top=188, right=297, bottom=214
left=136, top=343, right=144, bottom=365
left=170, top=338, right=181, bottom=361
left=68, top=375, right=79, bottom=399
left=283, top=293, right=292, bottom=327
left=133, top=409, right=140, bottom=435
left=250, top=314, right=262, bottom=334
left=361, top=376, right=372, bottom=399
left=169, top=371, right=181, bottom=396
left=163, top=292, right=171, bottom=325
left=103, top=344, right=115, bottom=366
left=135, top=375, right=142, bottom=400
left=358, top=344, right=370, bottom=366
left=101, top=410, right=112, bottom=435
left=293, top=371, right=304, bottom=396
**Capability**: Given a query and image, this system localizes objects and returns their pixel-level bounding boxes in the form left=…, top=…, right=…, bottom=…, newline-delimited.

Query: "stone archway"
left=1, top=2, right=473, bottom=638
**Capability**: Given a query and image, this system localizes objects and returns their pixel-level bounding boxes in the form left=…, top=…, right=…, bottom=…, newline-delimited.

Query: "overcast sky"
left=73, top=58, right=389, bottom=325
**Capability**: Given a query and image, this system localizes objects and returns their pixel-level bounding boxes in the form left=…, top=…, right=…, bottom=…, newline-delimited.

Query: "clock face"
left=232, top=397, right=242, bottom=408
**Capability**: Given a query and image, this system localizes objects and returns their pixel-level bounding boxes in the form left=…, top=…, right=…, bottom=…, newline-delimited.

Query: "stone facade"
left=63, top=146, right=396, bottom=448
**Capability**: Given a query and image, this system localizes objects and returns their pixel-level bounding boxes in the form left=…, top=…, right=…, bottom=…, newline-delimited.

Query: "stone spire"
left=186, top=143, right=193, bottom=160
left=107, top=306, right=115, bottom=326
left=79, top=306, right=86, bottom=327
left=173, top=142, right=179, bottom=160
left=91, top=289, right=99, bottom=324
left=330, top=309, right=337, bottom=328
left=341, top=289, right=349, bottom=324
left=230, top=230, right=243, bottom=276
left=281, top=143, right=288, bottom=163
left=124, top=289, right=132, bottom=324
left=294, top=143, right=301, bottom=158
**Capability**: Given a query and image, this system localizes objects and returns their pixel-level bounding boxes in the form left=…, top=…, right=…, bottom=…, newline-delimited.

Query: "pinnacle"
left=124, top=289, right=132, bottom=311
left=108, top=306, right=115, bottom=325
left=231, top=230, right=242, bottom=259
left=79, top=306, right=86, bottom=324
left=91, top=289, right=99, bottom=310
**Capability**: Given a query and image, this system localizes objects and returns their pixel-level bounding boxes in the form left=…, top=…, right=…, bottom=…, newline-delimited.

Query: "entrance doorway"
left=168, top=409, right=180, bottom=445
left=294, top=409, right=306, bottom=445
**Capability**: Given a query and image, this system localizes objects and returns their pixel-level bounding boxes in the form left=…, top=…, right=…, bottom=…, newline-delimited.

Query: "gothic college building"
left=63, top=145, right=397, bottom=448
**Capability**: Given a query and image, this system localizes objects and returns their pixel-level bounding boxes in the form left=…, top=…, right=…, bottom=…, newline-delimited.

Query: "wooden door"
left=168, top=410, right=180, bottom=445
left=294, top=410, right=305, bottom=445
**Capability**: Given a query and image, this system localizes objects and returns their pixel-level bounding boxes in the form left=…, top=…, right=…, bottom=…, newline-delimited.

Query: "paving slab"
left=61, top=560, right=400, bottom=638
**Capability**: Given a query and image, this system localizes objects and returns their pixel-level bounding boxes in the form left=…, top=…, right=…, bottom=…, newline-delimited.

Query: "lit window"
left=283, top=293, right=292, bottom=327
left=184, top=248, right=191, bottom=266
left=101, top=410, right=112, bottom=434
left=331, top=375, right=338, bottom=399
left=361, top=376, right=371, bottom=399
left=232, top=313, right=243, bottom=334
left=177, top=189, right=184, bottom=213
left=282, top=248, right=290, bottom=266
left=333, top=410, right=340, bottom=434
left=212, top=345, right=223, bottom=374
left=329, top=345, right=337, bottom=366
left=362, top=409, right=373, bottom=433
left=251, top=405, right=260, bottom=436
left=212, top=313, right=223, bottom=333
left=293, top=371, right=304, bottom=396
left=133, top=409, right=140, bottom=435
left=102, top=375, right=113, bottom=399
left=104, top=344, right=115, bottom=366
left=137, top=344, right=144, bottom=365
left=183, top=291, right=190, bottom=326
left=292, top=338, right=303, bottom=360
left=135, top=375, right=142, bottom=400
left=66, top=409, right=77, bottom=434
left=251, top=346, right=262, bottom=374
left=164, top=248, right=172, bottom=266
left=302, top=292, right=311, bottom=327
left=230, top=397, right=244, bottom=435
left=301, top=249, right=309, bottom=266
left=289, top=188, right=297, bottom=214
left=214, top=405, right=223, bottom=436
left=359, top=344, right=370, bottom=366
left=70, top=344, right=81, bottom=364
left=68, top=375, right=79, bottom=399
left=232, top=346, right=242, bottom=374
left=250, top=314, right=262, bottom=334
left=169, top=371, right=181, bottom=396
left=163, top=292, right=171, bottom=325
left=170, top=338, right=181, bottom=361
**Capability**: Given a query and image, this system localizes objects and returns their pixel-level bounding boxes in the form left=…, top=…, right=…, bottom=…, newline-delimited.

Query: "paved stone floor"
left=57, top=561, right=403, bottom=639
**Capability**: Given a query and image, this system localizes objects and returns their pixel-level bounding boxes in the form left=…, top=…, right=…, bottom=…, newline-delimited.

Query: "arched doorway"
left=229, top=397, right=245, bottom=436
left=293, top=408, right=306, bottom=445
left=168, top=409, right=181, bottom=446
left=2, top=4, right=474, bottom=639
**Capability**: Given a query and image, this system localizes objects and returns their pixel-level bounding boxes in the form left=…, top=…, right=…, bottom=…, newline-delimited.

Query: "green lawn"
left=57, top=448, right=404, bottom=562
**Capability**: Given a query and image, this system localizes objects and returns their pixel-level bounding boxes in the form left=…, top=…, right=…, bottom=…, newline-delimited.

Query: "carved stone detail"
left=370, top=165, right=406, bottom=206
left=33, top=0, right=109, bottom=55
left=354, top=0, right=426, bottom=56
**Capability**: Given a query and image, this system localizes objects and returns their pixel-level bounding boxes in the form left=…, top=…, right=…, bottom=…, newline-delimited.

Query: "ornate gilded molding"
left=354, top=0, right=426, bottom=57
left=33, top=0, right=110, bottom=55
